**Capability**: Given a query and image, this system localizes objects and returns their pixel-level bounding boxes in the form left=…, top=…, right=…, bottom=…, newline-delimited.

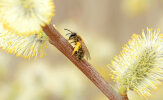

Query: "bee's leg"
left=72, top=42, right=81, bottom=55
left=70, top=40, right=77, bottom=45
left=70, top=41, right=75, bottom=44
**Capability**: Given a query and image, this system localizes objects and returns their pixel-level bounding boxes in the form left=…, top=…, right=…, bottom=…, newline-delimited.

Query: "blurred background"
left=0, top=0, right=163, bottom=100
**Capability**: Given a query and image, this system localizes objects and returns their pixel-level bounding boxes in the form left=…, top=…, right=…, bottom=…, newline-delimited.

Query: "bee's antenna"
left=64, top=28, right=73, bottom=33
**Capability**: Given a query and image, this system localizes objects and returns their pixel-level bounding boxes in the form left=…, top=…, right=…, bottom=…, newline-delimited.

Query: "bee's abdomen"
left=76, top=47, right=84, bottom=60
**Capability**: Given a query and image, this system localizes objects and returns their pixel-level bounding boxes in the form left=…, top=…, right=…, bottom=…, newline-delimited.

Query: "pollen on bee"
left=65, top=29, right=91, bottom=60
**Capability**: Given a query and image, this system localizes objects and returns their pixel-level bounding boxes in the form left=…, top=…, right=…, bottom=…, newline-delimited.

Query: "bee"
left=65, top=29, right=91, bottom=60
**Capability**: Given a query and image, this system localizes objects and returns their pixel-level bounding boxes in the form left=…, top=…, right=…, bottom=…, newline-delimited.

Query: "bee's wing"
left=79, top=40, right=91, bottom=60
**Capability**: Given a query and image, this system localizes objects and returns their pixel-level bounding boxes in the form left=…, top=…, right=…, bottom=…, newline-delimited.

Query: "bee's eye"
left=70, top=33, right=76, bottom=37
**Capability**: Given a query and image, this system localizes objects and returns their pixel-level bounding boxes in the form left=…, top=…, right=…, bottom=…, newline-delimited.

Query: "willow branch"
left=42, top=24, right=122, bottom=100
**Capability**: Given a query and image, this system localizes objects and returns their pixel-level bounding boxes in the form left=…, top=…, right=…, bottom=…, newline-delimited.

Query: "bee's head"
left=64, top=29, right=77, bottom=40
left=69, top=33, right=76, bottom=40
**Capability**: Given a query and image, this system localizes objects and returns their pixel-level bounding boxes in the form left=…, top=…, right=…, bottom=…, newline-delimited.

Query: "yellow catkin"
left=108, top=28, right=163, bottom=98
left=0, top=23, right=49, bottom=58
left=0, top=0, right=55, bottom=35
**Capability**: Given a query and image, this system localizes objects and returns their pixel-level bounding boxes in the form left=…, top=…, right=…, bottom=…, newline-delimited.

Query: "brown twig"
left=42, top=24, right=122, bottom=100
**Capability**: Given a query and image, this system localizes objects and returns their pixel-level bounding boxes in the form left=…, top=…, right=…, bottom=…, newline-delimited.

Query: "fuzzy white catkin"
left=0, top=0, right=55, bottom=35
left=108, top=28, right=163, bottom=98
left=0, top=23, right=49, bottom=59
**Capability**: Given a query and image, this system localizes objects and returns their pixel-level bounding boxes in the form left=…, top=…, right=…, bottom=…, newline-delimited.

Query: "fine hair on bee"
left=64, top=29, right=91, bottom=60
